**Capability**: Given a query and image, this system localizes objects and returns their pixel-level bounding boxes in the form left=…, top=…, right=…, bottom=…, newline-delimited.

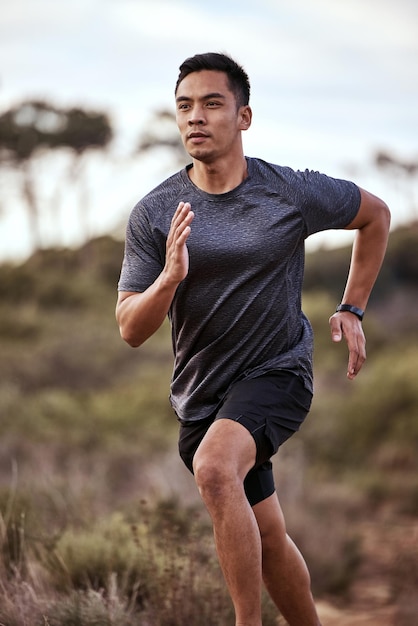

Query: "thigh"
left=178, top=371, right=311, bottom=506
left=178, top=415, right=214, bottom=474
left=216, top=371, right=312, bottom=466
left=193, top=417, right=257, bottom=481
left=178, top=414, right=272, bottom=505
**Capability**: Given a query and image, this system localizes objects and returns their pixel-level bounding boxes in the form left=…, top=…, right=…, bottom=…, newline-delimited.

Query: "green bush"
left=0, top=227, right=418, bottom=621
left=46, top=506, right=236, bottom=626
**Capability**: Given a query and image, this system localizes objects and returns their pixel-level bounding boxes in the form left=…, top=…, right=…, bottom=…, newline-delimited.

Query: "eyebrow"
left=175, top=92, right=226, bottom=103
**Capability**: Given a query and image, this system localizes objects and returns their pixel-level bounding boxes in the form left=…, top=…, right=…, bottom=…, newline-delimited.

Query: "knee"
left=193, top=456, right=238, bottom=505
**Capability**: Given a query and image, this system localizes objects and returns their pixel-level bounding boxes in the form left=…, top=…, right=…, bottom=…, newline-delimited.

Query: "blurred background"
left=0, top=1, right=417, bottom=625
left=1, top=0, right=417, bottom=260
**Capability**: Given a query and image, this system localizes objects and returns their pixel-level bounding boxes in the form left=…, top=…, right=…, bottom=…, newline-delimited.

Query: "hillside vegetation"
left=0, top=224, right=417, bottom=625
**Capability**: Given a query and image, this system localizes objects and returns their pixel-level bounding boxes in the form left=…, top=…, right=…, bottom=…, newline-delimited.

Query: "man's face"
left=175, top=70, right=249, bottom=164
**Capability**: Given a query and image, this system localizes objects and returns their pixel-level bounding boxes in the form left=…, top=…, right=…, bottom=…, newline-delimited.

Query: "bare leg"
left=193, top=419, right=263, bottom=626
left=253, top=493, right=321, bottom=626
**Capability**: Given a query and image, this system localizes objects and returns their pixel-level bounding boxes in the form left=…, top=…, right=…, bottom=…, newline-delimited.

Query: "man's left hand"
left=329, top=312, right=366, bottom=379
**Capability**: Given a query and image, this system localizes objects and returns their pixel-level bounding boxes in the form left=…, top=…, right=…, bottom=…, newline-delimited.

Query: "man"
left=116, top=53, right=390, bottom=626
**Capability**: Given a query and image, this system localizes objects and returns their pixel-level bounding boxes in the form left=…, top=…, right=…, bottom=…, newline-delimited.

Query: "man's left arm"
left=329, top=187, right=391, bottom=379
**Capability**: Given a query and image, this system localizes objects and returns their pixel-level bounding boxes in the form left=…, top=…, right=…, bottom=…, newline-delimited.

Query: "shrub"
left=46, top=579, right=136, bottom=626
left=0, top=487, right=34, bottom=579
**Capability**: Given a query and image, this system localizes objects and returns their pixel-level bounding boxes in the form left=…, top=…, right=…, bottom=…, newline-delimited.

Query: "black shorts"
left=178, top=371, right=312, bottom=507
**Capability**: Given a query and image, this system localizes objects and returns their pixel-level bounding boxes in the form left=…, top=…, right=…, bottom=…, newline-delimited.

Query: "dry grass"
left=1, top=234, right=418, bottom=624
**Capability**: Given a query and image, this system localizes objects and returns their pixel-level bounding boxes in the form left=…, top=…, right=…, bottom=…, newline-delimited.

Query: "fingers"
left=329, top=313, right=366, bottom=380
left=170, top=202, right=194, bottom=240
left=346, top=331, right=366, bottom=379
left=164, top=202, right=194, bottom=285
left=167, top=202, right=193, bottom=249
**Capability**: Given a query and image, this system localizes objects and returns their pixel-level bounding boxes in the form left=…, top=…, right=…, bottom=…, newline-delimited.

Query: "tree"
left=375, top=150, right=418, bottom=220
left=0, top=100, right=113, bottom=251
left=135, top=109, right=189, bottom=167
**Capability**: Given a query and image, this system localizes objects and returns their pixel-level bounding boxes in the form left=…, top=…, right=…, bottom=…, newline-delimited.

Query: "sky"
left=0, top=0, right=417, bottom=260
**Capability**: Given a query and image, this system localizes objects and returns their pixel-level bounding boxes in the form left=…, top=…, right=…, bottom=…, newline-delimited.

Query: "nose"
left=188, top=105, right=205, bottom=126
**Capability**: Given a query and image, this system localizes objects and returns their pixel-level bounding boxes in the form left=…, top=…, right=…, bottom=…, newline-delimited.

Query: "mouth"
left=187, top=131, right=209, bottom=143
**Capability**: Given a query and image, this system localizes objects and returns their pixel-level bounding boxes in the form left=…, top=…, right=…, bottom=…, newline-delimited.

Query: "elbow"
left=379, top=200, right=391, bottom=248
left=116, top=310, right=143, bottom=348
left=379, top=200, right=391, bottom=232
left=118, top=323, right=143, bottom=348
left=356, top=188, right=391, bottom=235
left=365, top=198, right=391, bottom=246
left=115, top=292, right=160, bottom=348
left=371, top=194, right=391, bottom=233
left=116, top=295, right=144, bottom=348
left=382, top=200, right=391, bottom=230
left=121, top=334, right=141, bottom=349
left=375, top=201, right=391, bottom=252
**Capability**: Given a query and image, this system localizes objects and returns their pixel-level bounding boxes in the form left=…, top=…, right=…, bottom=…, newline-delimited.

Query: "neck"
left=189, top=155, right=248, bottom=194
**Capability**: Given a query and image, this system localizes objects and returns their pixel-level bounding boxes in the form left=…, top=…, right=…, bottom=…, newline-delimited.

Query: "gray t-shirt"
left=118, top=157, right=361, bottom=422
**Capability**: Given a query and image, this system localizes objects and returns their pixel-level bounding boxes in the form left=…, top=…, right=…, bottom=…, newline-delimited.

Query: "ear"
left=239, top=105, right=252, bottom=131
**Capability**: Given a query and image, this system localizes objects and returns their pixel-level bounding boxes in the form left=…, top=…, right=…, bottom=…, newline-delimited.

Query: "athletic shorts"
left=178, top=370, right=313, bottom=507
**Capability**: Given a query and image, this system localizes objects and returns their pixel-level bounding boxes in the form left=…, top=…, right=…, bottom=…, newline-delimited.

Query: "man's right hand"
left=116, top=201, right=194, bottom=348
left=163, top=201, right=195, bottom=285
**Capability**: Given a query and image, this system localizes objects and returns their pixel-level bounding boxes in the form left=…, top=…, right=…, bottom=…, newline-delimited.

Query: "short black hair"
left=175, top=52, right=251, bottom=108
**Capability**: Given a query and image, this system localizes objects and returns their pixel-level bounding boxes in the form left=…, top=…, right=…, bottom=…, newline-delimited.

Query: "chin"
left=190, top=149, right=215, bottom=163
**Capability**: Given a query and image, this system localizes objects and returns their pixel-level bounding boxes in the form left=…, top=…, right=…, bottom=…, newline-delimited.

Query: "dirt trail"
left=316, top=516, right=418, bottom=626
left=317, top=600, right=395, bottom=625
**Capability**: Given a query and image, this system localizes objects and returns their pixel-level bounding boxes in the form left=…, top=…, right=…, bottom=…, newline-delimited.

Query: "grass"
left=0, top=495, right=255, bottom=626
left=0, top=231, right=418, bottom=623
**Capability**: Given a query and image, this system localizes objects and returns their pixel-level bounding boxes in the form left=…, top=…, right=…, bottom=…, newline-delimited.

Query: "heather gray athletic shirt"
left=118, top=157, right=361, bottom=422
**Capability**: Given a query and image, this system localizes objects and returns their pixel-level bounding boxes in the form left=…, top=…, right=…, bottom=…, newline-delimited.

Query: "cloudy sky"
left=1, top=0, right=417, bottom=259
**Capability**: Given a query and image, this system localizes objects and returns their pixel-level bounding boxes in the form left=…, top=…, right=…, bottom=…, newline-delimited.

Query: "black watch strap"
left=335, top=304, right=364, bottom=321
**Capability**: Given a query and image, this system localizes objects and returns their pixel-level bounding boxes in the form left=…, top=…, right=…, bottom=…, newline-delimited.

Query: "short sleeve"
left=117, top=202, right=165, bottom=292
left=293, top=169, right=361, bottom=237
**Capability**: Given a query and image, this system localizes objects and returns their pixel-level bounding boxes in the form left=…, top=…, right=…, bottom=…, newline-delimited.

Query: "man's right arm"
left=116, top=202, right=194, bottom=347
